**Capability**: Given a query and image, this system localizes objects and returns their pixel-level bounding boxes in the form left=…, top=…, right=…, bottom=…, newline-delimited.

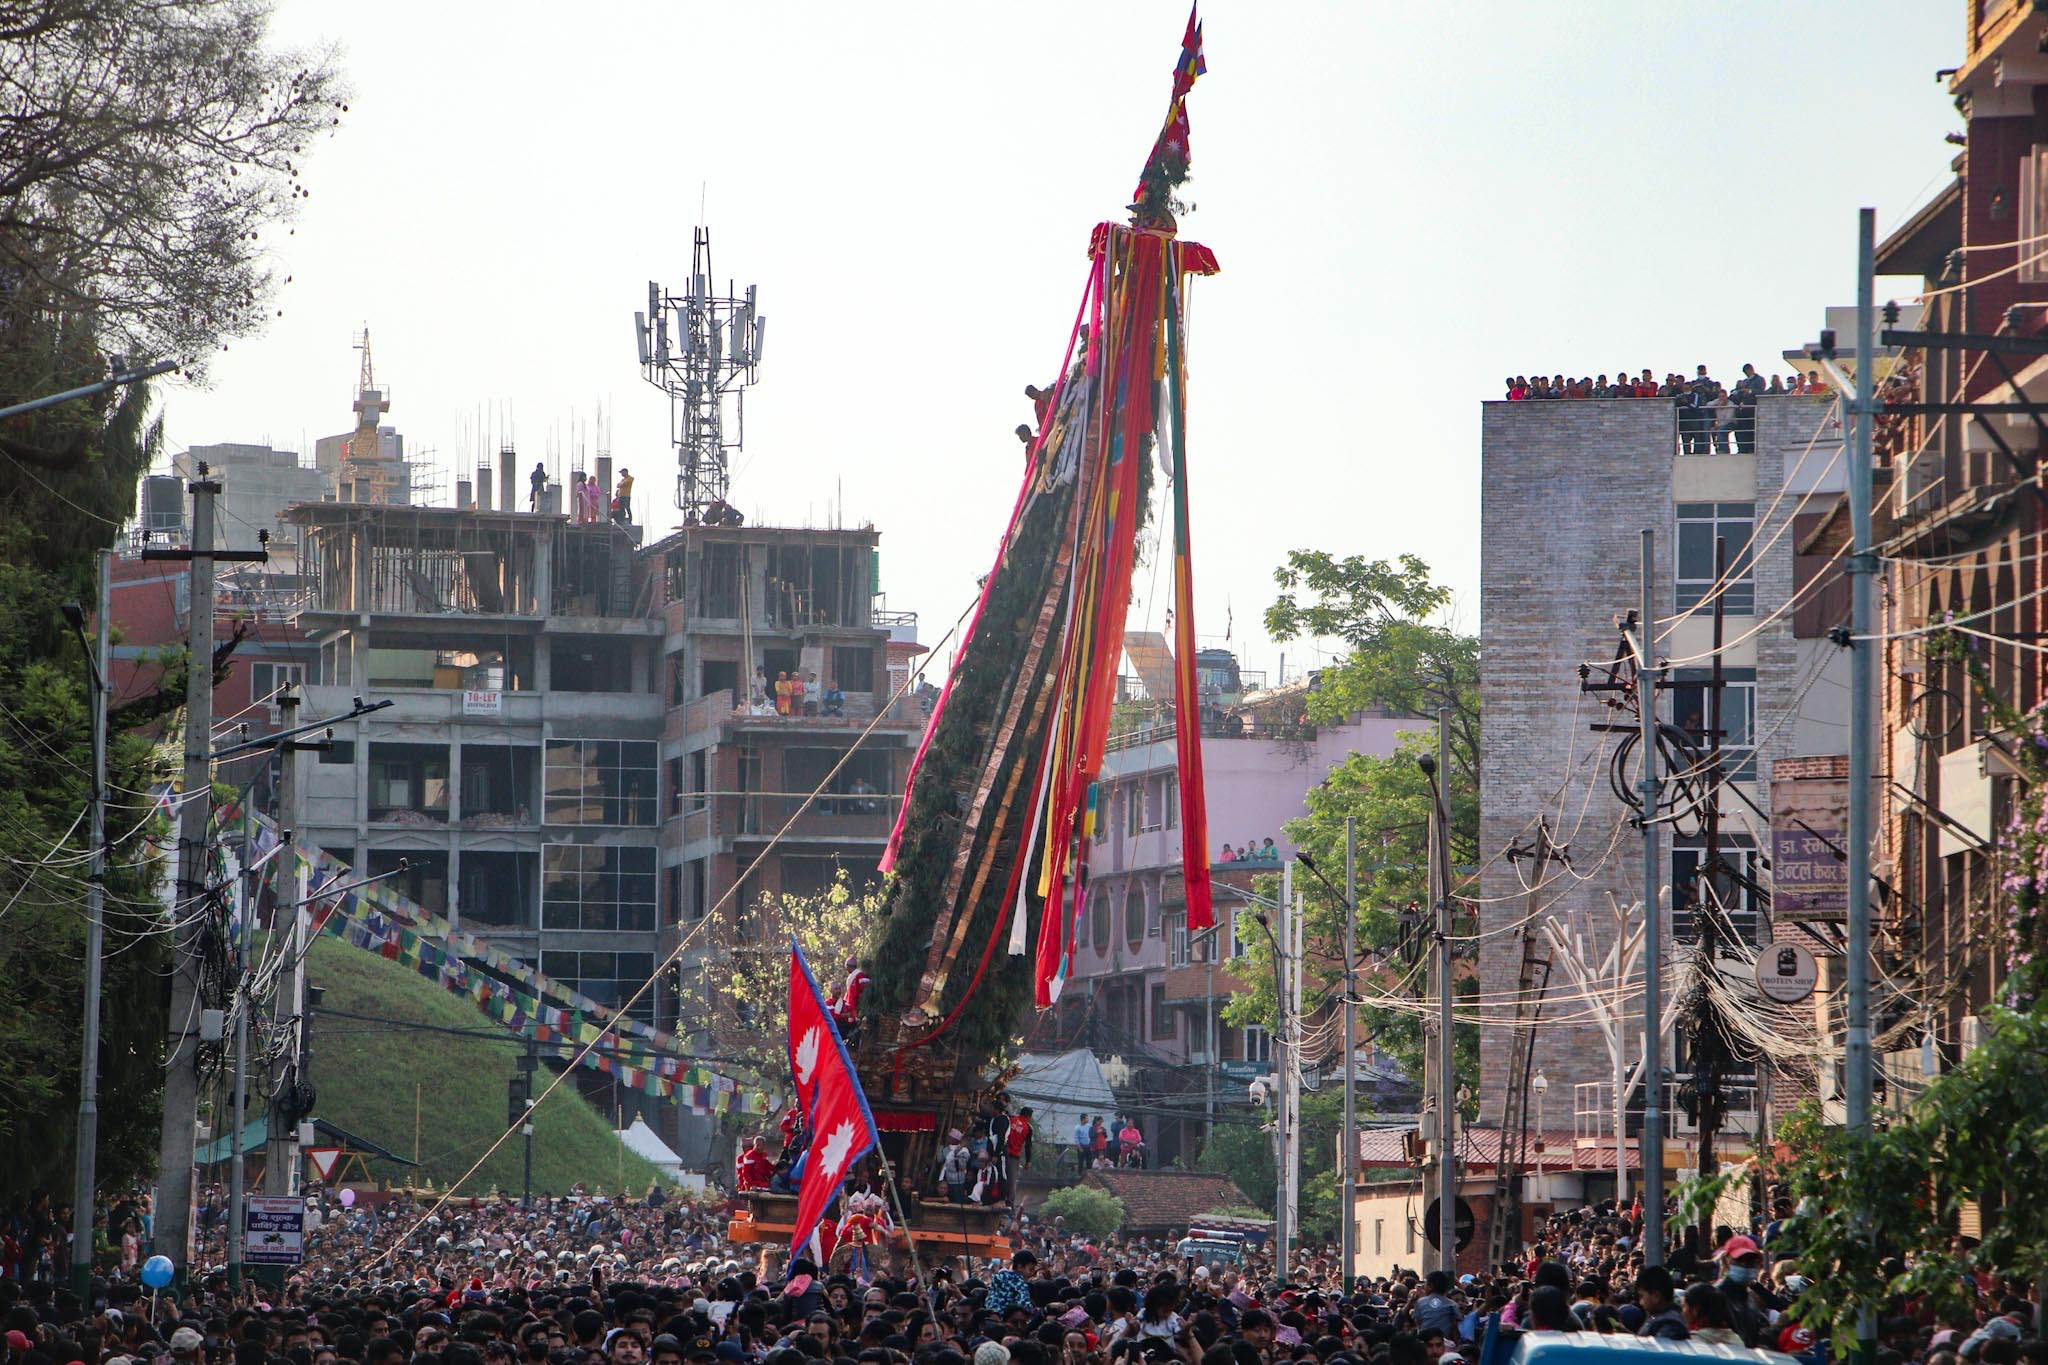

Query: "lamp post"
left=1188, top=922, right=1223, bottom=1148
left=1532, top=1070, right=1550, bottom=1209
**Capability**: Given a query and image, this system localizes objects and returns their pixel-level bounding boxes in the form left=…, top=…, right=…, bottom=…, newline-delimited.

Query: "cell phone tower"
left=632, top=227, right=766, bottom=523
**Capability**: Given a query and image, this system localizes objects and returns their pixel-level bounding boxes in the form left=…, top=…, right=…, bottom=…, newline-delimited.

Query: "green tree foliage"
left=0, top=386, right=173, bottom=1201
left=1197, top=1116, right=1275, bottom=1211
left=680, top=874, right=886, bottom=1088
left=1227, top=552, right=1480, bottom=1092
left=1039, top=1184, right=1126, bottom=1240
left=0, top=0, right=348, bottom=374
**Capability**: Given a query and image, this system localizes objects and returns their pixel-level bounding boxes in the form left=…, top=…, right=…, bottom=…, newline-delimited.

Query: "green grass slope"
left=305, top=938, right=668, bottom=1197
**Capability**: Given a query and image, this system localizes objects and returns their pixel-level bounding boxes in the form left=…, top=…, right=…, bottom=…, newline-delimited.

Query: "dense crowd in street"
left=6, top=1180, right=2046, bottom=1365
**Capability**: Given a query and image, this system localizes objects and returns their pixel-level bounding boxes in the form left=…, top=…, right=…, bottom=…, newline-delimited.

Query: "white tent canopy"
left=616, top=1117, right=685, bottom=1180
left=1007, top=1049, right=1118, bottom=1144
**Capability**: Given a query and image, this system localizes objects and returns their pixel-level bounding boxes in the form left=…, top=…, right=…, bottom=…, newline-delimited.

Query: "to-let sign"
left=244, top=1195, right=304, bottom=1265
left=463, top=690, right=503, bottom=716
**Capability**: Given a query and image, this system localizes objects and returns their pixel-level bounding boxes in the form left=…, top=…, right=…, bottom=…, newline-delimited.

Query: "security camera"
left=1417, top=754, right=1437, bottom=777
left=1248, top=1079, right=1268, bottom=1108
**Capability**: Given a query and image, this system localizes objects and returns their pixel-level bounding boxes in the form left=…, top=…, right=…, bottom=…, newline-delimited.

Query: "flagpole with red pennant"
left=785, top=939, right=887, bottom=1265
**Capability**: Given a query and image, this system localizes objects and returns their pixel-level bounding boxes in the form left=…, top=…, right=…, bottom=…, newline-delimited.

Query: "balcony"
left=726, top=790, right=900, bottom=842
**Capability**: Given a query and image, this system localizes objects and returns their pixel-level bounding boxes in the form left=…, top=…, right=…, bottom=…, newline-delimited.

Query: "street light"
left=1187, top=921, right=1224, bottom=1147
left=1532, top=1071, right=1550, bottom=1206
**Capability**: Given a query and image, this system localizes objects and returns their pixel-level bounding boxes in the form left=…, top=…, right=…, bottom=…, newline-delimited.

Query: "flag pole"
left=877, top=1154, right=927, bottom=1291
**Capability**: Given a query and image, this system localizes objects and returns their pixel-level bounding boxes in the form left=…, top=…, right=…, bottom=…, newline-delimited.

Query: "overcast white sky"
left=165, top=1, right=1960, bottom=681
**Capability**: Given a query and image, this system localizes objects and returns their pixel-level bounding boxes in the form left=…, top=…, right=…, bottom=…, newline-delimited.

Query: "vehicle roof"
left=1512, top=1333, right=1797, bottom=1365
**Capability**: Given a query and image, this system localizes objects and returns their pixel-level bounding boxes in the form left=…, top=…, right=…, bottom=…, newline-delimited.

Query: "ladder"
left=1487, top=829, right=1556, bottom=1269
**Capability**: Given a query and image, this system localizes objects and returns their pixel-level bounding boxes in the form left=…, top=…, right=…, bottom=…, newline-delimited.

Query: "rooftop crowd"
left=1504, top=366, right=1836, bottom=456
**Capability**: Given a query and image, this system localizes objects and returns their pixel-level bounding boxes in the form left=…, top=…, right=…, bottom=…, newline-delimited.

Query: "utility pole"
left=265, top=687, right=305, bottom=1198
left=1434, top=709, right=1457, bottom=1274
left=145, top=467, right=265, bottom=1282
left=1288, top=883, right=1304, bottom=1258
left=67, top=549, right=111, bottom=1301
left=1268, top=862, right=1292, bottom=1273
left=1636, top=530, right=1666, bottom=1267
left=1340, top=817, right=1357, bottom=1290
left=1690, top=537, right=1733, bottom=1253
left=229, top=802, right=254, bottom=1289
left=520, top=1036, right=538, bottom=1207
left=1846, top=205, right=1879, bottom=1365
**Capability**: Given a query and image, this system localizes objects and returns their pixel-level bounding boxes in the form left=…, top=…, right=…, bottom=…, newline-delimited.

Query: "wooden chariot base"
left=728, top=1191, right=1011, bottom=1265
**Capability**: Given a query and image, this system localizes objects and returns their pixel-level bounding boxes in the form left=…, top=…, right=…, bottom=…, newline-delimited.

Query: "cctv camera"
left=1417, top=754, right=1437, bottom=777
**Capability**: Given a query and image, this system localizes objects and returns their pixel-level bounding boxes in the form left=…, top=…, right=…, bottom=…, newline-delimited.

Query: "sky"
left=163, top=1, right=1963, bottom=684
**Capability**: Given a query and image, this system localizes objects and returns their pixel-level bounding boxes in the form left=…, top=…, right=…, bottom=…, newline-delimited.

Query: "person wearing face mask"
left=1712, top=1234, right=1772, bottom=1347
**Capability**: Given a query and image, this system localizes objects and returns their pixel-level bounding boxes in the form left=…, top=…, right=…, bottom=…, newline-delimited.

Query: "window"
left=1167, top=913, right=1189, bottom=967
left=1242, top=1025, right=1272, bottom=1065
left=1671, top=844, right=1761, bottom=947
left=2023, top=144, right=2048, bottom=285
left=1141, top=779, right=1162, bottom=832
left=544, top=739, right=657, bottom=826
left=1163, top=776, right=1178, bottom=831
left=1124, top=887, right=1145, bottom=948
left=1675, top=502, right=1755, bottom=615
left=459, top=745, right=536, bottom=820
left=1231, top=910, right=1251, bottom=958
left=541, top=844, right=657, bottom=931
left=541, top=950, right=657, bottom=1023
left=1094, top=792, right=1111, bottom=845
left=1127, top=785, right=1142, bottom=837
left=1374, top=1218, right=1384, bottom=1256
left=1089, top=888, right=1110, bottom=953
left=1150, top=984, right=1173, bottom=1040
left=831, top=645, right=876, bottom=693
left=248, top=660, right=305, bottom=705
left=1670, top=667, right=1757, bottom=783
left=368, top=743, right=450, bottom=823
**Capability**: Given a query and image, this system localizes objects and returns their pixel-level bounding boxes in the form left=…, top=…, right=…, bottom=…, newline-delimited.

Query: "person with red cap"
left=1714, top=1232, right=1772, bottom=1347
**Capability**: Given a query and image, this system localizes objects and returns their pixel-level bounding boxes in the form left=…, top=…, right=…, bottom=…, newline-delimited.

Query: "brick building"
left=1476, top=393, right=1853, bottom=1200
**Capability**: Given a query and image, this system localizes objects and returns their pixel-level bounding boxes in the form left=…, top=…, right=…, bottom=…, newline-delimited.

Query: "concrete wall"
left=1476, top=396, right=1847, bottom=1129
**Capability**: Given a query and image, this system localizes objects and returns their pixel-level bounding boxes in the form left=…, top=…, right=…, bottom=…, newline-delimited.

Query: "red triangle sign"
left=306, top=1146, right=345, bottom=1180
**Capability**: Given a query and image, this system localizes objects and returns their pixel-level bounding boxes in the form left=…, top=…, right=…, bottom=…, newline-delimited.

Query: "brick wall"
left=1476, top=396, right=1846, bottom=1131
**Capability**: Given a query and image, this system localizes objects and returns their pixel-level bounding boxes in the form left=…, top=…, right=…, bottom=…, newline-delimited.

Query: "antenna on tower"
left=632, top=227, right=765, bottom=522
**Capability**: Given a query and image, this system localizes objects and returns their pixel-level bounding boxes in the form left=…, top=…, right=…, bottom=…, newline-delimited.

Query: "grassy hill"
left=304, top=938, right=669, bottom=1197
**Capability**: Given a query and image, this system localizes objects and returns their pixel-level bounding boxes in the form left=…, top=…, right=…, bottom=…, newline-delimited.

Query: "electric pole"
left=67, top=549, right=111, bottom=1301
left=1434, top=709, right=1456, bottom=1274
left=229, top=801, right=254, bottom=1288
left=1636, top=530, right=1666, bottom=1266
left=265, top=686, right=305, bottom=1197
left=1846, top=205, right=1878, bottom=1365
left=145, top=467, right=264, bottom=1282
left=1340, top=817, right=1357, bottom=1290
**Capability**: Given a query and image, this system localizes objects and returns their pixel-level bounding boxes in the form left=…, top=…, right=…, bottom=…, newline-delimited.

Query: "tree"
left=676, top=874, right=886, bottom=1089
left=0, top=0, right=348, bottom=381
left=1039, top=1184, right=1125, bottom=1240
left=1197, top=1116, right=1275, bottom=1210
left=1227, top=552, right=1480, bottom=1095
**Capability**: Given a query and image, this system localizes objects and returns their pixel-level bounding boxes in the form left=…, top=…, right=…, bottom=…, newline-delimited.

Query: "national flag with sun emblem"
left=786, top=938, right=881, bottom=1257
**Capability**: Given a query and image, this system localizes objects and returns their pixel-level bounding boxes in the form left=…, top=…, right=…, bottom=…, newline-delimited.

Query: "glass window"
left=368, top=743, right=450, bottom=823
left=248, top=660, right=305, bottom=705
left=1675, top=502, right=1755, bottom=614
left=1127, top=784, right=1142, bottom=837
left=1167, top=913, right=1188, bottom=967
left=539, top=949, right=655, bottom=1023
left=1124, top=887, right=1144, bottom=948
left=1671, top=845, right=1761, bottom=947
left=1670, top=668, right=1757, bottom=782
left=541, top=844, right=657, bottom=932
left=1089, top=888, right=1110, bottom=953
left=544, top=739, right=657, bottom=826
left=1243, top=1025, right=1272, bottom=1065
left=1150, top=984, right=1173, bottom=1039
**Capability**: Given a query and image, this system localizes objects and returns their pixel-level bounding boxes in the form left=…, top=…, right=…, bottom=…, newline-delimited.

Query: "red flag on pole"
left=786, top=939, right=881, bottom=1257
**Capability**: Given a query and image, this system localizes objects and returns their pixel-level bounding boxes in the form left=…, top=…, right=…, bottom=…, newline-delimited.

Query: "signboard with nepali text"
left=244, top=1196, right=304, bottom=1265
left=1771, top=755, right=1849, bottom=922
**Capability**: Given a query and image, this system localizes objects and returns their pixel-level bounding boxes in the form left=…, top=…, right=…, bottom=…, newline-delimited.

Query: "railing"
left=1571, top=1075, right=1762, bottom=1149
left=1104, top=717, right=1318, bottom=753
left=722, top=789, right=902, bottom=839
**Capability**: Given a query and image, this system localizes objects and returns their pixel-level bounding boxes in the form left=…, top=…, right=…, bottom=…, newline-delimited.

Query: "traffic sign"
left=1422, top=1196, right=1475, bottom=1251
left=245, top=1196, right=304, bottom=1265
left=306, top=1146, right=344, bottom=1181
left=1755, top=943, right=1818, bottom=1005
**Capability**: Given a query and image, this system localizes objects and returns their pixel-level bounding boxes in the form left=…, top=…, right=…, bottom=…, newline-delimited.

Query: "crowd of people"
left=1216, top=843, right=1278, bottom=866
left=1504, top=365, right=1837, bottom=457
left=5, top=1177, right=2046, bottom=1365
